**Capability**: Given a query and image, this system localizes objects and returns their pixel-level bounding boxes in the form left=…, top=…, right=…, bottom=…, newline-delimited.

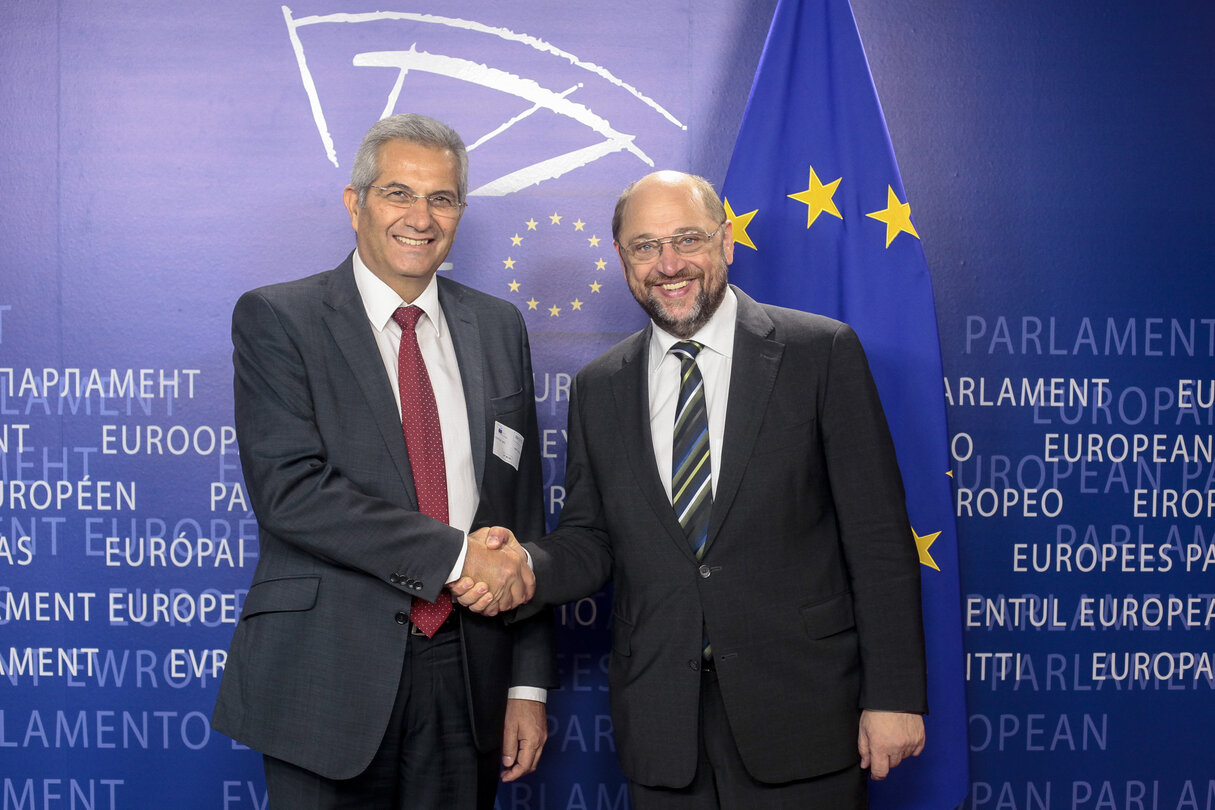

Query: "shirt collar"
left=352, top=250, right=444, bottom=337
left=648, top=285, right=738, bottom=367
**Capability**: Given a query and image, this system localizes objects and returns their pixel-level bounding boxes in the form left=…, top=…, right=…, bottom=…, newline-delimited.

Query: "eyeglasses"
left=368, top=185, right=466, bottom=217
left=622, top=224, right=725, bottom=264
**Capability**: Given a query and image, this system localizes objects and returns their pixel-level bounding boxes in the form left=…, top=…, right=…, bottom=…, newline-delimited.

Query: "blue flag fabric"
left=721, top=0, right=968, bottom=806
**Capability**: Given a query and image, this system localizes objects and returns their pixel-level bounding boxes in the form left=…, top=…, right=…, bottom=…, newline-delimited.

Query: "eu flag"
left=721, top=0, right=968, bottom=806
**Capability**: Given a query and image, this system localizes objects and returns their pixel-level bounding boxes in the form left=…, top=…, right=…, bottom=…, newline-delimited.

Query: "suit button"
left=390, top=573, right=402, bottom=585
left=413, top=582, right=424, bottom=590
left=698, top=564, right=711, bottom=578
left=395, top=611, right=409, bottom=625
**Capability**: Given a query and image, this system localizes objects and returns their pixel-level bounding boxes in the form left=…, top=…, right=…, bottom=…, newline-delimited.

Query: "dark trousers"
left=629, top=670, right=868, bottom=810
left=263, top=626, right=500, bottom=810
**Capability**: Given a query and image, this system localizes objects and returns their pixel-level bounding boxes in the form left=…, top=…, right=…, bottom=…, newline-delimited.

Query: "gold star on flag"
left=508, top=279, right=521, bottom=292
left=510, top=234, right=523, bottom=246
left=787, top=167, right=842, bottom=228
left=526, top=298, right=539, bottom=310
left=548, top=304, right=561, bottom=316
left=571, top=299, right=584, bottom=311
left=594, top=258, right=607, bottom=271
left=503, top=257, right=516, bottom=270
left=590, top=281, right=602, bottom=293
left=549, top=212, right=562, bottom=225
left=573, top=219, right=586, bottom=231
left=525, top=218, right=538, bottom=231
left=914, top=528, right=941, bottom=571
left=723, top=198, right=757, bottom=251
left=588, top=235, right=601, bottom=247
left=866, top=186, right=919, bottom=247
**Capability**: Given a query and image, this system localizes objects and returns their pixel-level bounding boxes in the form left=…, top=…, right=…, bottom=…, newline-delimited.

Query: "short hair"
left=611, top=172, right=727, bottom=243
left=350, top=114, right=469, bottom=208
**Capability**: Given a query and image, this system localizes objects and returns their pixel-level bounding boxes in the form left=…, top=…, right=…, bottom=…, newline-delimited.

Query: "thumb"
left=485, top=526, right=509, bottom=550
left=501, top=720, right=519, bottom=767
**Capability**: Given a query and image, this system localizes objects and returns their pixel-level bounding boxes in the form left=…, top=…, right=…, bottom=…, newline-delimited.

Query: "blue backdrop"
left=1, top=1, right=1212, bottom=808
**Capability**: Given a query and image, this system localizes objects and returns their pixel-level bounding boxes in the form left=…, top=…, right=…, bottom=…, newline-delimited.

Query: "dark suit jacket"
left=212, top=255, right=555, bottom=780
left=525, top=287, right=926, bottom=787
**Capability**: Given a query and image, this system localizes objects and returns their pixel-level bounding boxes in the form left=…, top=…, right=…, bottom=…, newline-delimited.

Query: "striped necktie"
left=671, top=340, right=712, bottom=559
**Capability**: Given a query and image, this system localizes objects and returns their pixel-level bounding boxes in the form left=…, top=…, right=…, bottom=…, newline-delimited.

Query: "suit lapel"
left=610, top=326, right=698, bottom=558
left=438, top=278, right=488, bottom=493
left=705, top=288, right=783, bottom=552
left=321, top=256, right=419, bottom=509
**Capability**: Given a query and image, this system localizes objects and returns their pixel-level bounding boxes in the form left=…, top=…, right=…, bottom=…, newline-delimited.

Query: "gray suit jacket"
left=526, top=287, right=926, bottom=787
left=212, top=255, right=555, bottom=779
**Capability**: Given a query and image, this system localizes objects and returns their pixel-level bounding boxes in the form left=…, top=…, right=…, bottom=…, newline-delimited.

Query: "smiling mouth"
left=656, top=279, right=692, bottom=292
left=394, top=235, right=430, bottom=246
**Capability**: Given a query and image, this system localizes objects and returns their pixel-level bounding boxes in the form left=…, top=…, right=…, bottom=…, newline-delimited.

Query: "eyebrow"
left=379, top=181, right=458, bottom=197
left=627, top=227, right=710, bottom=242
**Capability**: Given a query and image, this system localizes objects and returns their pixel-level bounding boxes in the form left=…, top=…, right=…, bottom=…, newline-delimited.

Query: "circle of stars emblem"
left=500, top=210, right=610, bottom=319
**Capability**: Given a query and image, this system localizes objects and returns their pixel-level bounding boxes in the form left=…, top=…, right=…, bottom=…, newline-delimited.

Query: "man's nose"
left=657, top=243, right=687, bottom=274
left=400, top=199, right=435, bottom=229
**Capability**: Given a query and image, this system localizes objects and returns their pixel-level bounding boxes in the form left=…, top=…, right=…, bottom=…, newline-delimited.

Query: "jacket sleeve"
left=523, top=371, right=615, bottom=610
left=820, top=322, right=928, bottom=713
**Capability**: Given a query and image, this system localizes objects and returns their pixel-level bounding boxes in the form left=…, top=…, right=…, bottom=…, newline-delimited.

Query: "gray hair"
left=611, top=172, right=726, bottom=243
left=350, top=113, right=469, bottom=208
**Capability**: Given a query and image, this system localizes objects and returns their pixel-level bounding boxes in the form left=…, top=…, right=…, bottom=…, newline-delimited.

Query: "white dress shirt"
left=353, top=253, right=478, bottom=547
left=353, top=252, right=544, bottom=701
left=647, top=287, right=738, bottom=500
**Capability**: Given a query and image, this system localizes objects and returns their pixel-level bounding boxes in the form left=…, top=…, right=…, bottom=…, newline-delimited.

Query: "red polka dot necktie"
left=393, top=306, right=453, bottom=637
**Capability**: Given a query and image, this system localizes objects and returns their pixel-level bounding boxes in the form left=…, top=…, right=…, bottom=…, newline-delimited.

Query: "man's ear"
left=342, top=185, right=361, bottom=232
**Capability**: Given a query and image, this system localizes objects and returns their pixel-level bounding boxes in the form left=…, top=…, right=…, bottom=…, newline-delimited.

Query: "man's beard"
left=637, top=274, right=727, bottom=339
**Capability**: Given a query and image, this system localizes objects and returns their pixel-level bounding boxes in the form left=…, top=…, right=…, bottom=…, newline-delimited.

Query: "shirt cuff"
left=507, top=687, right=547, bottom=703
left=445, top=535, right=470, bottom=584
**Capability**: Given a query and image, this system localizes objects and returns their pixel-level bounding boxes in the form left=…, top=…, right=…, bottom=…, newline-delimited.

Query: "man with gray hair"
left=213, top=113, right=555, bottom=809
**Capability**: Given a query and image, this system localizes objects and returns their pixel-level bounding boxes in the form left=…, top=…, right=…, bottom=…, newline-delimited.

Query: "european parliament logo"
left=281, top=6, right=687, bottom=197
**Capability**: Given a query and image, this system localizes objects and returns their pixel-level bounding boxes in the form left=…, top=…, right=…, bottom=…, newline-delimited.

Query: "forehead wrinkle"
left=374, top=143, right=460, bottom=197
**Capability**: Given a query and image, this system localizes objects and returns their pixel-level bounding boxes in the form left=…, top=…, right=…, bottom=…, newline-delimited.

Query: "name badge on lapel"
left=493, top=421, right=524, bottom=470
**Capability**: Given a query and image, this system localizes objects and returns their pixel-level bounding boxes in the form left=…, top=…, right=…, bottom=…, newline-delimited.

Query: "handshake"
left=447, top=527, right=533, bottom=616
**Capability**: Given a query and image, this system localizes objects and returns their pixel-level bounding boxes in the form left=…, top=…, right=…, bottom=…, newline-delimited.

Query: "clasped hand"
left=447, top=527, right=533, bottom=615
